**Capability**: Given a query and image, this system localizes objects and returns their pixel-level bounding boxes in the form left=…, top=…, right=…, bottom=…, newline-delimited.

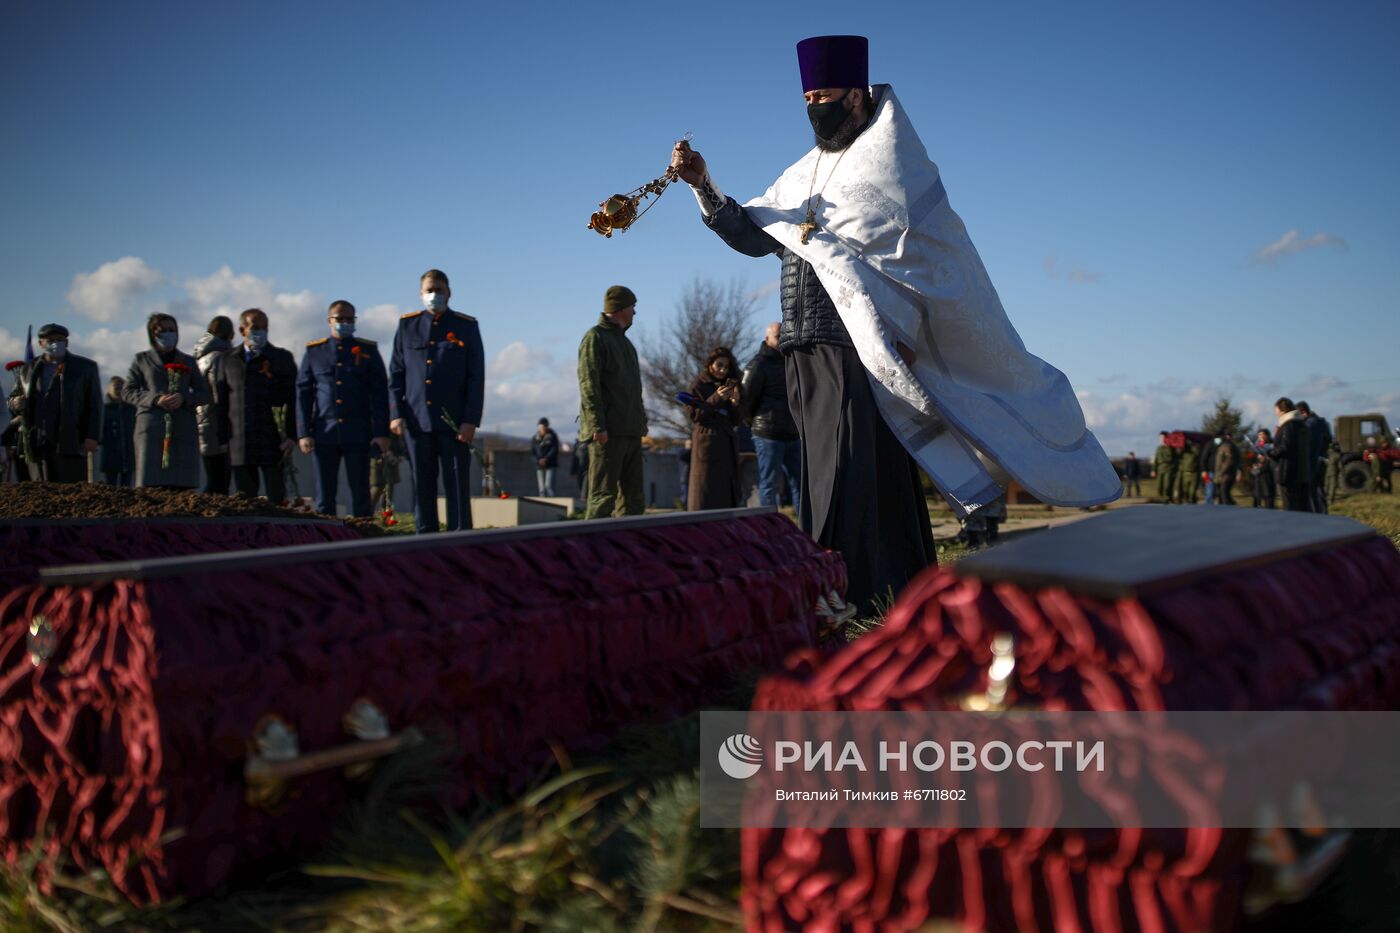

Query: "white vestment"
left=742, top=85, right=1121, bottom=518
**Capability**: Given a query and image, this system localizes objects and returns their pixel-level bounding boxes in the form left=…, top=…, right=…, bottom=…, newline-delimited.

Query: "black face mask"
left=807, top=97, right=850, bottom=140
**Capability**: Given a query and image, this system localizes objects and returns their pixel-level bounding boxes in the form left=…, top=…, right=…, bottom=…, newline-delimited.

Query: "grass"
left=10, top=497, right=1399, bottom=931
left=2, top=696, right=751, bottom=932
left=1331, top=492, right=1400, bottom=548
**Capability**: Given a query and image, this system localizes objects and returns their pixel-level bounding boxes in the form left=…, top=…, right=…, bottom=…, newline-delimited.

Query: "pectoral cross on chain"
left=798, top=207, right=818, bottom=245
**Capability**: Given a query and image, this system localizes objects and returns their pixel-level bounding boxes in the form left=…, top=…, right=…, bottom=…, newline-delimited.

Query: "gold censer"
left=587, top=135, right=691, bottom=238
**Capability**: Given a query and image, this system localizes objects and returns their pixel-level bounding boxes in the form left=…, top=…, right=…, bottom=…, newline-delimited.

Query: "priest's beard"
left=814, top=107, right=868, bottom=152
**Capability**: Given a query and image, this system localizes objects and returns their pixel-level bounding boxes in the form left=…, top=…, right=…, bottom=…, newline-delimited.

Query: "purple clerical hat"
left=796, top=35, right=868, bottom=92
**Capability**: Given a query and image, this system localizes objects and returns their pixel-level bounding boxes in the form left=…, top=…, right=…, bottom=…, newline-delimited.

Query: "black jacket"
left=531, top=428, right=559, bottom=468
left=704, top=198, right=855, bottom=352
left=99, top=398, right=137, bottom=473
left=6, top=353, right=102, bottom=457
left=216, top=345, right=297, bottom=467
left=1270, top=415, right=1313, bottom=486
left=1303, top=414, right=1332, bottom=466
left=738, top=342, right=798, bottom=440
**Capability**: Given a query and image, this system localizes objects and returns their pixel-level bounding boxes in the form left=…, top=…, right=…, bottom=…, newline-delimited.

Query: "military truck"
left=1334, top=413, right=1399, bottom=494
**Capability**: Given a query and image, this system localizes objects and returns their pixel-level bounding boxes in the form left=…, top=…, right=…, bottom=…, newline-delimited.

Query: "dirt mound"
left=0, top=482, right=337, bottom=521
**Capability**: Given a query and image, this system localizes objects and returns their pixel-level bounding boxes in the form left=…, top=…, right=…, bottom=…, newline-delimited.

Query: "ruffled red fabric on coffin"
left=0, top=511, right=844, bottom=902
left=743, top=535, right=1400, bottom=932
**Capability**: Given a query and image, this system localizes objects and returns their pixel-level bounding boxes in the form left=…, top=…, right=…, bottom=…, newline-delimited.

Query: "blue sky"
left=2, top=0, right=1396, bottom=451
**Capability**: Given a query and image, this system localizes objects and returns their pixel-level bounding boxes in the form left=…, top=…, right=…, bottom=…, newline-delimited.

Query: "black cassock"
left=704, top=195, right=936, bottom=616
left=787, top=344, right=935, bottom=614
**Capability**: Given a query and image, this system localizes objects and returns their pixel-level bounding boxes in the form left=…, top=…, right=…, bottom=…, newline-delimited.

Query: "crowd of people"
left=570, top=284, right=803, bottom=521
left=5, top=35, right=1130, bottom=617
left=1123, top=398, right=1393, bottom=513
left=4, top=269, right=484, bottom=534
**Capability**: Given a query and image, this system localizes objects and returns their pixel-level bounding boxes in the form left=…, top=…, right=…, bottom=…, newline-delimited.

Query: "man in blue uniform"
left=389, top=269, right=485, bottom=532
left=296, top=300, right=390, bottom=517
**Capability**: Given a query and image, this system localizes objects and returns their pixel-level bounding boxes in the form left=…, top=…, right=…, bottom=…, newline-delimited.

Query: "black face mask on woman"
left=807, top=96, right=851, bottom=140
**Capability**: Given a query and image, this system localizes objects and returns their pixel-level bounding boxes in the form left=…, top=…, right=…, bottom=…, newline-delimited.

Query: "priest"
left=671, top=35, right=1119, bottom=614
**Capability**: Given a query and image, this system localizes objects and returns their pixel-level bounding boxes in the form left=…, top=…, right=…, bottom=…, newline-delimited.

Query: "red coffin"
left=743, top=506, right=1400, bottom=932
left=0, top=508, right=844, bottom=902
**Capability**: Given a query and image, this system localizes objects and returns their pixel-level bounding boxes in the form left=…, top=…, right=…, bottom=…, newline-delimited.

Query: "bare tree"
left=639, top=277, right=759, bottom=436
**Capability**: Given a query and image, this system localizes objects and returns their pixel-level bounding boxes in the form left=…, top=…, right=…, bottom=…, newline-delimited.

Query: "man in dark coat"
left=217, top=308, right=298, bottom=502
left=1269, top=397, right=1313, bottom=512
left=531, top=417, right=560, bottom=496
left=389, top=269, right=485, bottom=533
left=99, top=376, right=137, bottom=485
left=670, top=38, right=935, bottom=613
left=740, top=322, right=802, bottom=517
left=1296, top=401, right=1332, bottom=514
left=578, top=285, right=647, bottom=519
left=6, top=323, right=102, bottom=483
left=297, top=300, right=390, bottom=517
left=1121, top=451, right=1142, bottom=497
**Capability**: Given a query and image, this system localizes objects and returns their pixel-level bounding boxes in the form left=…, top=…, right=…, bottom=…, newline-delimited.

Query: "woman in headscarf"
left=123, top=313, right=212, bottom=489
left=685, top=346, right=743, bottom=510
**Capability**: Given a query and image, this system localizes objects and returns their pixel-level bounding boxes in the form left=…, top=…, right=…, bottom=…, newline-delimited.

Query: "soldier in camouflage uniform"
left=1153, top=432, right=1179, bottom=503
left=370, top=437, right=404, bottom=515
left=1325, top=441, right=1342, bottom=503
left=1177, top=441, right=1201, bottom=504
left=578, top=285, right=648, bottom=519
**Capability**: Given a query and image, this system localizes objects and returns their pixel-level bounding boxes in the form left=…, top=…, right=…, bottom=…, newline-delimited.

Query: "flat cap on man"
left=37, top=323, right=69, bottom=340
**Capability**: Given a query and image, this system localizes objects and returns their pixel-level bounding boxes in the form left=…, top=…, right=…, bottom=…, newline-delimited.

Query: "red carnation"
left=160, top=363, right=191, bottom=469
left=499, top=492, right=509, bottom=500
left=445, top=332, right=465, bottom=348
left=5, top=360, right=23, bottom=372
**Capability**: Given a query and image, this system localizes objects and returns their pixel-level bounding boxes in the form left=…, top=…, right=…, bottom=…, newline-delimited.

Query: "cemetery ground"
left=3, top=492, right=1398, bottom=930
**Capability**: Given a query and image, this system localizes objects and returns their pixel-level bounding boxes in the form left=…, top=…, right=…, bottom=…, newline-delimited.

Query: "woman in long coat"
left=686, top=347, right=743, bottom=511
left=123, top=313, right=212, bottom=489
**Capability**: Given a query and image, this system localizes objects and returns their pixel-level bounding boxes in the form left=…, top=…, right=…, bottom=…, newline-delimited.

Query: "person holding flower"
left=124, top=313, right=212, bottom=489
left=215, top=308, right=298, bottom=503
left=6, top=323, right=103, bottom=483
left=389, top=269, right=484, bottom=532
left=296, top=300, right=390, bottom=517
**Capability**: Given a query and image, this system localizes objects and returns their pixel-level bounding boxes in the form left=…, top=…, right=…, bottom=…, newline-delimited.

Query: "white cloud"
left=1080, top=375, right=1398, bottom=455
left=359, top=303, right=404, bottom=339
left=0, top=328, right=23, bottom=364
left=177, top=265, right=325, bottom=353
left=491, top=340, right=555, bottom=379
left=1254, top=229, right=1348, bottom=265
left=67, top=257, right=162, bottom=322
left=487, top=371, right=579, bottom=439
